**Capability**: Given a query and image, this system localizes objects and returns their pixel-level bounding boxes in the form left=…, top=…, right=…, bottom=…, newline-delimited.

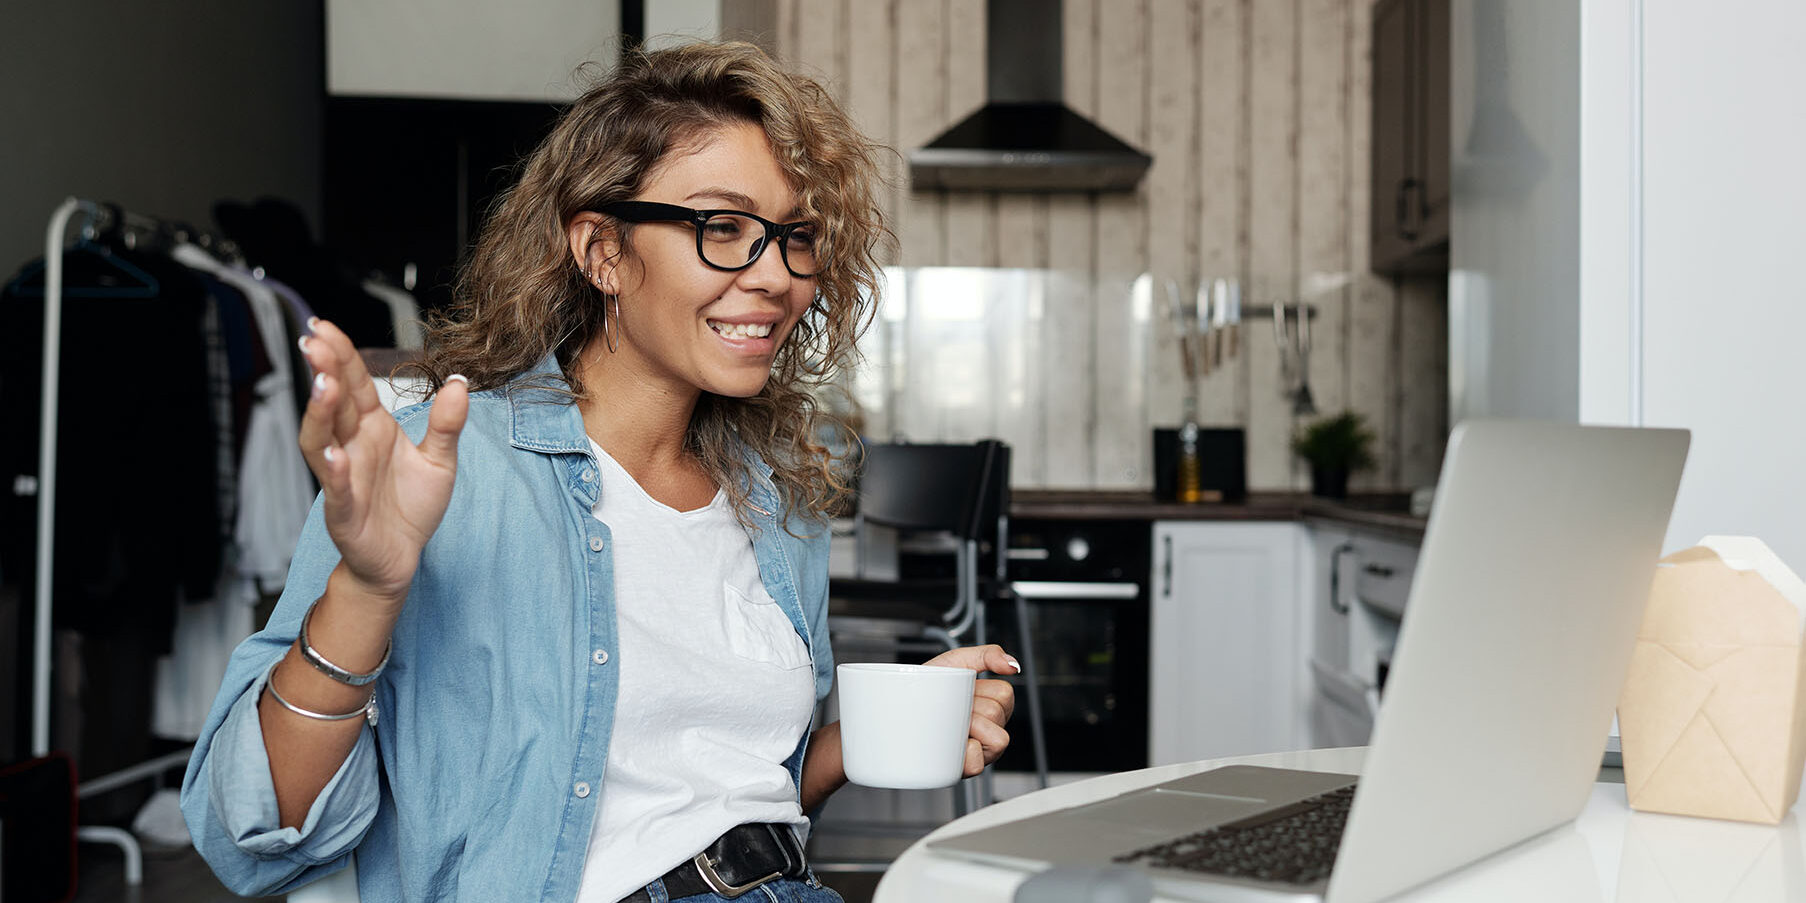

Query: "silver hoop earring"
left=602, top=292, right=620, bottom=354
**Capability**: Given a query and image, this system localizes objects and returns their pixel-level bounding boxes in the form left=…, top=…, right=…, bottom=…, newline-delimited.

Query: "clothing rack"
left=27, top=197, right=237, bottom=884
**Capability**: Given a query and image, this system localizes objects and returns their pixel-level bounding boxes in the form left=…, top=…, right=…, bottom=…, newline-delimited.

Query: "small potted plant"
left=1292, top=411, right=1376, bottom=499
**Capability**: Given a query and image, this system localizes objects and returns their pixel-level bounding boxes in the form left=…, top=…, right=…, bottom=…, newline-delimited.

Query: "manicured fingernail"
left=446, top=373, right=469, bottom=386
left=306, top=316, right=320, bottom=332
left=311, top=372, right=327, bottom=399
left=323, top=445, right=337, bottom=463
left=297, top=334, right=311, bottom=355
left=1006, top=657, right=1021, bottom=674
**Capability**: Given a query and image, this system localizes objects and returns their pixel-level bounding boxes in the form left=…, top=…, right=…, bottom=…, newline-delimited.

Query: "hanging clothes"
left=2, top=230, right=221, bottom=807
left=246, top=270, right=324, bottom=428
left=0, top=240, right=219, bottom=652
left=151, top=244, right=313, bottom=740
left=172, top=243, right=313, bottom=591
left=153, top=573, right=257, bottom=740
left=149, top=262, right=258, bottom=739
left=363, top=277, right=427, bottom=351
left=8, top=200, right=374, bottom=754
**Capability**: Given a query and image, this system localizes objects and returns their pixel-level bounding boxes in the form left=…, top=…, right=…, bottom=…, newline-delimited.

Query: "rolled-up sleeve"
left=180, top=496, right=381, bottom=896
left=798, top=516, right=836, bottom=704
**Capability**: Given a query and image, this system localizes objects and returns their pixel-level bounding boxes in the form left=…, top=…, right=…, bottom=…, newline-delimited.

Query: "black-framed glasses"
left=598, top=201, right=820, bottom=279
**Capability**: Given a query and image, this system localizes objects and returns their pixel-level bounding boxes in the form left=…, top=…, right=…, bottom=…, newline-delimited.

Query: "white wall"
left=328, top=0, right=620, bottom=100
left=1452, top=0, right=1806, bottom=566
left=1639, top=1, right=1806, bottom=565
left=645, top=0, right=722, bottom=51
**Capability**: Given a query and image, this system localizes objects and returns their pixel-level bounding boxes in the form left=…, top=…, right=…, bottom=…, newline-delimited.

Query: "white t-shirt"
left=574, top=441, right=817, bottom=902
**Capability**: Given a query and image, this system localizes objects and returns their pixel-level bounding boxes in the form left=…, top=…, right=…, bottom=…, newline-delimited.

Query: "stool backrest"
left=857, top=440, right=1009, bottom=543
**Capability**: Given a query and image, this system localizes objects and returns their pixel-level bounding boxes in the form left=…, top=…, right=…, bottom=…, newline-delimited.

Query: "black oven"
left=988, top=518, right=1149, bottom=774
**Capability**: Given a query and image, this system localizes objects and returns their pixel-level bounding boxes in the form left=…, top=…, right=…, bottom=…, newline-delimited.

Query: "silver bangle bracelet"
left=298, top=597, right=391, bottom=687
left=263, top=661, right=379, bottom=726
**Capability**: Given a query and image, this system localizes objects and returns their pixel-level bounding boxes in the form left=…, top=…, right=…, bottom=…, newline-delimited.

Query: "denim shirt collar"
left=503, top=353, right=783, bottom=515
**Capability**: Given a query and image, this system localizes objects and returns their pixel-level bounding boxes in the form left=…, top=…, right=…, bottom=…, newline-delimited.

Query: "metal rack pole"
left=30, top=196, right=90, bottom=757
left=30, top=197, right=171, bottom=886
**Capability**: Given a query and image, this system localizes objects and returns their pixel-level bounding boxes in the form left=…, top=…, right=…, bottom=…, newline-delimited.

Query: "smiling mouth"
left=707, top=319, right=774, bottom=339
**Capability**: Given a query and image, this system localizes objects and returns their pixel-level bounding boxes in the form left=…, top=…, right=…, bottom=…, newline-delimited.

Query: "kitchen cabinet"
left=1370, top=0, right=1450, bottom=275
left=1305, top=523, right=1420, bottom=748
left=1149, top=522, right=1309, bottom=765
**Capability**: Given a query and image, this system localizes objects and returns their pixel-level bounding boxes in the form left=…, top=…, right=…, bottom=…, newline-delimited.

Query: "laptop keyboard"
left=1111, top=785, right=1356, bottom=886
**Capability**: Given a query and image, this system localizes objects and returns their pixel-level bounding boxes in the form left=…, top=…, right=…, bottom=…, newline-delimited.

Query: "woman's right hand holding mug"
left=296, top=318, right=469, bottom=609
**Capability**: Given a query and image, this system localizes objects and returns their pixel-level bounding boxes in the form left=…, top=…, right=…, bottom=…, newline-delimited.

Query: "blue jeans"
left=652, top=872, right=845, bottom=903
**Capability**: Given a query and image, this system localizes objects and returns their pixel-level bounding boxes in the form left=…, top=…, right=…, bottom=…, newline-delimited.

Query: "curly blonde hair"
left=408, top=41, right=889, bottom=524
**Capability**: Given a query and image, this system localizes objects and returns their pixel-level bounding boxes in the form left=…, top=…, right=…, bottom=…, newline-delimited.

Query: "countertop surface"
left=1010, top=489, right=1428, bottom=540
left=349, top=368, right=1431, bottom=542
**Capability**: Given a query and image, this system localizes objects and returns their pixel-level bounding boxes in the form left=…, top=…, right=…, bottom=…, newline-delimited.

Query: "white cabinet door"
left=1303, top=526, right=1420, bottom=749
left=1307, top=525, right=1355, bottom=676
left=1306, top=524, right=1371, bottom=749
left=1150, top=522, right=1308, bottom=765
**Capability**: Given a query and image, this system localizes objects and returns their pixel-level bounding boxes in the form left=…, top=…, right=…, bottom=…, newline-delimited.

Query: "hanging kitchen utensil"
left=1210, top=279, right=1232, bottom=365
left=1229, top=282, right=1242, bottom=360
left=1293, top=301, right=1318, bottom=416
left=1196, top=280, right=1217, bottom=375
left=1272, top=299, right=1296, bottom=394
left=1165, top=276, right=1200, bottom=385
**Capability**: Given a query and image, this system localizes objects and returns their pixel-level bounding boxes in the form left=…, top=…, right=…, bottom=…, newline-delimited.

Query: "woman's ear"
left=565, top=211, right=621, bottom=293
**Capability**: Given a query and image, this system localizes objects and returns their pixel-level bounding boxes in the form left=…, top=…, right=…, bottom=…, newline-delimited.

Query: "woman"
left=181, top=41, right=1016, bottom=903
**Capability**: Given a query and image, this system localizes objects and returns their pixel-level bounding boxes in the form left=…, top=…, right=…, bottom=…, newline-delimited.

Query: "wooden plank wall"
left=761, top=0, right=1447, bottom=491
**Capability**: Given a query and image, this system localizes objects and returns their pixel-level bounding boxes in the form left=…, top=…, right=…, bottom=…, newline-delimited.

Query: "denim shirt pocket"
left=722, top=582, right=812, bottom=671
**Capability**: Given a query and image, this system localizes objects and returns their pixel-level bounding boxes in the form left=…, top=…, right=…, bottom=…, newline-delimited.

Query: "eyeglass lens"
left=699, top=213, right=818, bottom=277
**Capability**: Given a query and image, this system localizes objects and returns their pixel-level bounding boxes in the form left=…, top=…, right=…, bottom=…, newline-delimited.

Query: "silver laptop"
left=930, top=420, right=1689, bottom=903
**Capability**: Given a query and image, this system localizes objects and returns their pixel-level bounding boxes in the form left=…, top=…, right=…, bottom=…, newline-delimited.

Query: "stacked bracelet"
left=264, top=660, right=379, bottom=727
left=298, top=598, right=391, bottom=686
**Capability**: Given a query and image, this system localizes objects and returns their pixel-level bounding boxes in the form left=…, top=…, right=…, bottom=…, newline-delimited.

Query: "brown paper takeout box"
left=1619, top=536, right=1806, bottom=824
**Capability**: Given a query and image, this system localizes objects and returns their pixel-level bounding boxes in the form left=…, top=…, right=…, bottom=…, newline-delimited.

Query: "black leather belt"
left=619, top=823, right=808, bottom=902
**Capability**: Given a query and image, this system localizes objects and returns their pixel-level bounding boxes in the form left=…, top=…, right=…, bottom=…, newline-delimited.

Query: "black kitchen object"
left=1198, top=428, right=1247, bottom=502
left=1152, top=428, right=1178, bottom=500
left=994, top=518, right=1150, bottom=774
left=910, top=0, right=1151, bottom=191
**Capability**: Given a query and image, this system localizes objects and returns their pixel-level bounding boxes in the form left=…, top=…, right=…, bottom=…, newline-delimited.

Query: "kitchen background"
left=0, top=0, right=1449, bottom=497
left=750, top=0, right=1448, bottom=493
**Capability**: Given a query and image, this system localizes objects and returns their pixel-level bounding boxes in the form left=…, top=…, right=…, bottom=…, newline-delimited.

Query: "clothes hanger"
left=6, top=203, right=160, bottom=299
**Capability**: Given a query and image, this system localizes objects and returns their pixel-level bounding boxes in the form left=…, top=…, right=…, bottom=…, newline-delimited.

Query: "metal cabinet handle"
left=1162, top=534, right=1173, bottom=598
left=1328, top=541, right=1356, bottom=615
left=1012, top=581, right=1140, bottom=600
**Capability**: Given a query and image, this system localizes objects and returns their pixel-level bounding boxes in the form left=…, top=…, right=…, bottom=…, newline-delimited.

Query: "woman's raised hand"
left=296, top=319, right=469, bottom=608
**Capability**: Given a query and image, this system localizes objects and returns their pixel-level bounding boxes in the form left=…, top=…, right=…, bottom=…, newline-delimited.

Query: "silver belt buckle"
left=692, top=851, right=782, bottom=899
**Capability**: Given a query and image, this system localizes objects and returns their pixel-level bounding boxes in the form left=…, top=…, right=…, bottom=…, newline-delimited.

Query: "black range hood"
left=909, top=0, right=1152, bottom=192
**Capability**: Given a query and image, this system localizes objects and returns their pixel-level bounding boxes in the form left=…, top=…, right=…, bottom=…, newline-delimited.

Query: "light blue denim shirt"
left=180, top=356, right=835, bottom=901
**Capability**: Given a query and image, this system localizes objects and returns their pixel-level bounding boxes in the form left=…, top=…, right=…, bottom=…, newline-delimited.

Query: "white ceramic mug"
left=836, top=663, right=976, bottom=789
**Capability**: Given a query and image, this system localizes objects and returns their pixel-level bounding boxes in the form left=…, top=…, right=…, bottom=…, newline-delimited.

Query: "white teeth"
left=709, top=320, right=773, bottom=339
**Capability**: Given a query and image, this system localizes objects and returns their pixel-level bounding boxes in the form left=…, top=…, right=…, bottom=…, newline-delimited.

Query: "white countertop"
left=875, top=746, right=1806, bottom=902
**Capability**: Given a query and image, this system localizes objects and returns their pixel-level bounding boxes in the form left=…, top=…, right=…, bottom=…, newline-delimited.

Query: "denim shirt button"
left=581, top=468, right=595, bottom=482
left=589, top=536, right=605, bottom=552
left=592, top=649, right=609, bottom=665
left=573, top=782, right=591, bottom=798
